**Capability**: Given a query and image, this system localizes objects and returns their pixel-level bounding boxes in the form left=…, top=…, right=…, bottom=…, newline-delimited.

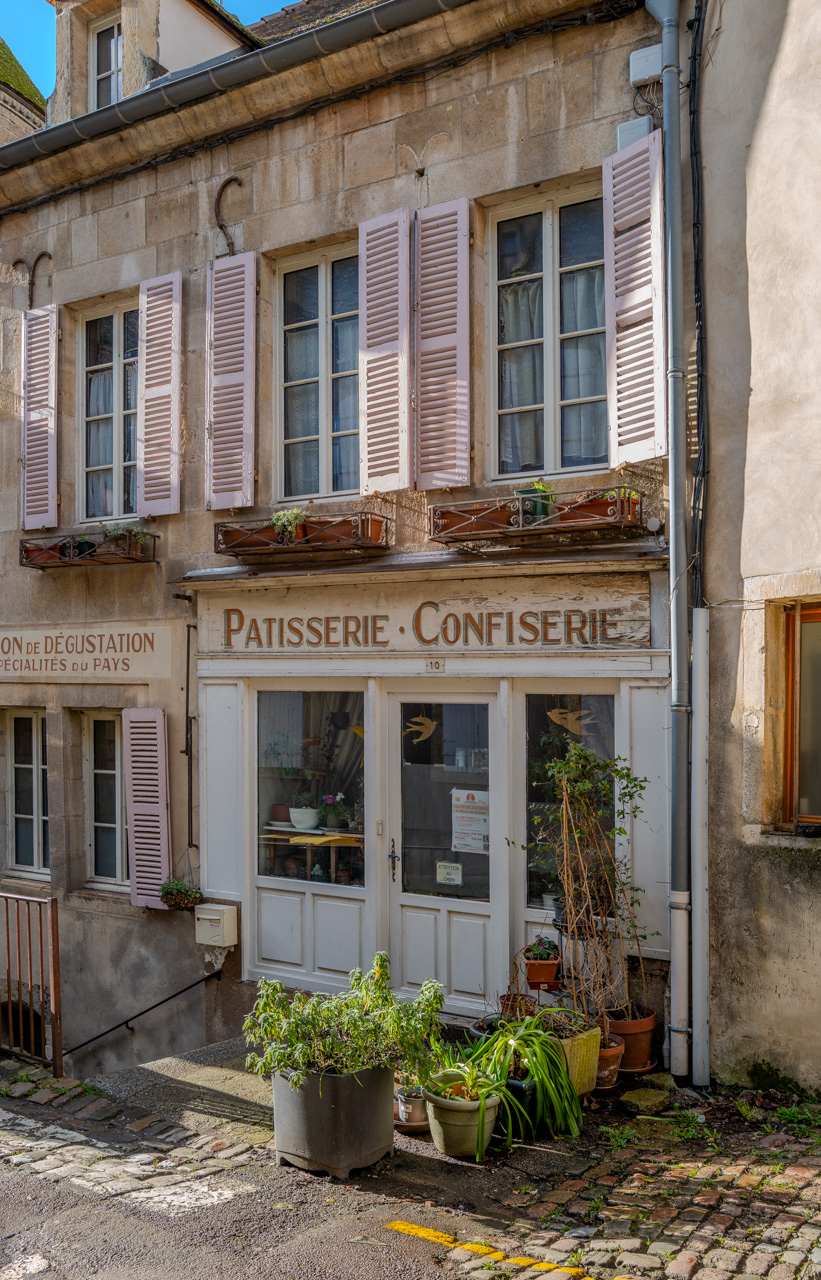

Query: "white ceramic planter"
left=289, top=807, right=321, bottom=830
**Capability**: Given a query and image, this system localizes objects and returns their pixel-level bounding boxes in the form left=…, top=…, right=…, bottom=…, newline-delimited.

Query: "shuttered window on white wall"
left=21, top=304, right=58, bottom=530
left=206, top=252, right=256, bottom=510
left=603, top=129, right=666, bottom=465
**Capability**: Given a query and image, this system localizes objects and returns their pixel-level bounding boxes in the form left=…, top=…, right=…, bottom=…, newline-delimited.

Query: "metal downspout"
left=646, top=0, right=691, bottom=1078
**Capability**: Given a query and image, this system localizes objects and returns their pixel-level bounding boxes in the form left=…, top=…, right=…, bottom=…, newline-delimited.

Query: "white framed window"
left=78, top=303, right=139, bottom=522
left=84, top=714, right=128, bottom=886
left=89, top=15, right=122, bottom=111
left=278, top=247, right=360, bottom=499
left=489, top=190, right=607, bottom=479
left=7, top=712, right=49, bottom=875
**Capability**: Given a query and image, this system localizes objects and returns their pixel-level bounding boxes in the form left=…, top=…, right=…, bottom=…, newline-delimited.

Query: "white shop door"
left=386, top=692, right=509, bottom=1015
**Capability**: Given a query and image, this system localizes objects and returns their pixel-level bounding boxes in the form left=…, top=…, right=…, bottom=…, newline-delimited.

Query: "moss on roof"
left=0, top=38, right=46, bottom=114
left=190, top=0, right=265, bottom=47
left=250, top=0, right=385, bottom=44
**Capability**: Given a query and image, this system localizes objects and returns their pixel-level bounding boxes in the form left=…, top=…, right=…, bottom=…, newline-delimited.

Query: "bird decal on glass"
left=402, top=715, right=438, bottom=744
left=547, top=708, right=596, bottom=736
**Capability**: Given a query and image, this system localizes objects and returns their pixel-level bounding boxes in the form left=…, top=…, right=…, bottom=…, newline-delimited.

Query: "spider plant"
left=474, top=1012, right=583, bottom=1139
left=424, top=1039, right=531, bottom=1162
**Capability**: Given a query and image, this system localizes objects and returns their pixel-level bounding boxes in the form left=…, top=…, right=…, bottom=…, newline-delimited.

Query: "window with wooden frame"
left=79, top=304, right=139, bottom=521
left=278, top=248, right=360, bottom=499
left=783, top=604, right=821, bottom=827
left=89, top=15, right=122, bottom=111
left=84, top=714, right=128, bottom=885
left=6, top=712, right=49, bottom=875
left=489, top=192, right=607, bottom=479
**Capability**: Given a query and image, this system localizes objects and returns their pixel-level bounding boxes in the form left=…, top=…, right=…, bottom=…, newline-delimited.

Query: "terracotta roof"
left=0, top=38, right=46, bottom=115
left=249, top=0, right=387, bottom=44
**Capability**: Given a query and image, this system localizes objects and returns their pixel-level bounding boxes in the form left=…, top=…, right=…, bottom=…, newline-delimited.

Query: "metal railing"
left=20, top=531, right=158, bottom=568
left=215, top=511, right=391, bottom=556
left=429, top=487, right=644, bottom=541
left=0, top=893, right=62, bottom=1076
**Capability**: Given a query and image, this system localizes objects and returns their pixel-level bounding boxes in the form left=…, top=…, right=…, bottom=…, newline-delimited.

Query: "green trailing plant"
left=159, top=877, right=203, bottom=910
left=424, top=1039, right=530, bottom=1163
left=269, top=507, right=307, bottom=540
left=244, top=953, right=443, bottom=1089
left=473, top=1011, right=582, bottom=1140
left=598, top=1123, right=638, bottom=1150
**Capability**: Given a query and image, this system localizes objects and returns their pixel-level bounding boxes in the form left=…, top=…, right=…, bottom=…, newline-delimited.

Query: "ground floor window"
left=257, top=690, right=365, bottom=884
left=784, top=604, right=821, bottom=824
left=9, top=712, right=49, bottom=873
left=525, top=692, right=614, bottom=906
left=85, top=715, right=128, bottom=884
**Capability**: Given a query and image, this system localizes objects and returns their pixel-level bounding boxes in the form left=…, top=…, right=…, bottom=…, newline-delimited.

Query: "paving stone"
left=743, top=1258, right=773, bottom=1277
left=621, top=1089, right=672, bottom=1117
left=665, top=1253, right=700, bottom=1280
left=706, top=1216, right=737, bottom=1230
left=765, top=1269, right=797, bottom=1280
left=652, top=1209, right=680, bottom=1224
left=779, top=1251, right=806, bottom=1264
left=618, top=1253, right=664, bottom=1271
left=696, top=1192, right=723, bottom=1208
left=5, top=1082, right=35, bottom=1097
left=644, top=1073, right=676, bottom=1092
left=51, top=1087, right=85, bottom=1108
left=610, top=1239, right=645, bottom=1251
left=703, top=1251, right=743, bottom=1272
left=603, top=1220, right=639, bottom=1238
left=127, top=1115, right=162, bottom=1132
left=75, top=1098, right=111, bottom=1119
left=104, top=1179, right=145, bottom=1195
left=681, top=1210, right=710, bottom=1223
left=691, top=1270, right=733, bottom=1280
left=215, top=1142, right=252, bottom=1159
left=582, top=1252, right=616, bottom=1267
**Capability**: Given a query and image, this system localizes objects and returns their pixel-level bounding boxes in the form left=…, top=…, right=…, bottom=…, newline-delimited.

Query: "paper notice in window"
left=451, top=789, right=489, bottom=855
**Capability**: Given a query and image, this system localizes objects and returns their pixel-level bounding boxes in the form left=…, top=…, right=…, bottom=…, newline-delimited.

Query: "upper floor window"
left=85, top=714, right=128, bottom=885
left=81, top=305, right=138, bottom=521
left=491, top=194, right=606, bottom=478
left=90, top=16, right=123, bottom=110
left=783, top=604, right=821, bottom=826
left=8, top=713, right=49, bottom=875
left=280, top=250, right=359, bottom=499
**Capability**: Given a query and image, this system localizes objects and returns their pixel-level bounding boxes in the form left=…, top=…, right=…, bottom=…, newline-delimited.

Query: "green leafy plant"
left=319, top=792, right=355, bottom=824
left=292, top=790, right=317, bottom=808
left=472, top=1011, right=582, bottom=1139
left=269, top=507, right=307, bottom=540
left=523, top=935, right=559, bottom=962
left=159, top=877, right=203, bottom=910
left=424, top=1039, right=531, bottom=1162
left=244, top=953, right=444, bottom=1089
left=774, top=1104, right=821, bottom=1137
left=598, top=1123, right=638, bottom=1150
left=104, top=524, right=149, bottom=547
left=671, top=1105, right=703, bottom=1141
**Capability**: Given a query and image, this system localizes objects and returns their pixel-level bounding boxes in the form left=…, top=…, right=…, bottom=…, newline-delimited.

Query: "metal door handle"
left=388, top=838, right=400, bottom=883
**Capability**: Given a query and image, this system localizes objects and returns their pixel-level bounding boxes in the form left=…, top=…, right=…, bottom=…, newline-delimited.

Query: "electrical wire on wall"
left=688, top=0, right=709, bottom=609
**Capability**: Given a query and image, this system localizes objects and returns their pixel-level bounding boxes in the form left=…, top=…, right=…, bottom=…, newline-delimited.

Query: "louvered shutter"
left=358, top=208, right=411, bottom=494
left=414, top=198, right=470, bottom=490
left=21, top=305, right=58, bottom=530
left=603, top=129, right=666, bottom=465
left=137, top=272, right=181, bottom=516
left=206, top=252, right=256, bottom=509
left=123, top=708, right=172, bottom=910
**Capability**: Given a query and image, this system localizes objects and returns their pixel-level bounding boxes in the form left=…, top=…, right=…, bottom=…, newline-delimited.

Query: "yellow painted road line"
left=384, top=1221, right=457, bottom=1246
left=384, top=1221, right=594, bottom=1279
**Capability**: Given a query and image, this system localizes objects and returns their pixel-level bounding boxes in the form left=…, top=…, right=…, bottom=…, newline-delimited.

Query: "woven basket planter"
left=559, top=1026, right=602, bottom=1098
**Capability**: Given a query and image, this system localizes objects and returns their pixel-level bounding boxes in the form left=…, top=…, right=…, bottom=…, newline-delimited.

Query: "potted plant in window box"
left=289, top=790, right=321, bottom=830
left=514, top=478, right=555, bottom=525
left=22, top=542, right=64, bottom=565
left=221, top=507, right=308, bottom=551
left=94, top=525, right=150, bottom=562
left=554, top=487, right=641, bottom=527
left=244, top=953, right=444, bottom=1178
left=159, top=878, right=203, bottom=911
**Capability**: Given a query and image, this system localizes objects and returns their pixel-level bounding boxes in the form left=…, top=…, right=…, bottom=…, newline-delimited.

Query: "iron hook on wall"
left=12, top=252, right=52, bottom=310
left=214, top=176, right=242, bottom=256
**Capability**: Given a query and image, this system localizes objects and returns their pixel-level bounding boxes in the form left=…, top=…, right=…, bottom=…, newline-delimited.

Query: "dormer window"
left=90, top=15, right=122, bottom=110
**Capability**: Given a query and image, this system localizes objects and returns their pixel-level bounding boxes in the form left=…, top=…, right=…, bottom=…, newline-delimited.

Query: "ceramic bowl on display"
left=289, top=807, right=321, bottom=830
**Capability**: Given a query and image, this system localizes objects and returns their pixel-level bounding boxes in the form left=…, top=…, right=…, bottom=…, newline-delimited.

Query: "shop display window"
left=257, top=691, right=365, bottom=885
left=525, top=692, right=614, bottom=907
left=400, top=702, right=490, bottom=902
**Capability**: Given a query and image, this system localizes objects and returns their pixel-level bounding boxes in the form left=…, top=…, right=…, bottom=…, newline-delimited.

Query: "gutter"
left=0, top=0, right=475, bottom=174
left=646, top=0, right=691, bottom=1079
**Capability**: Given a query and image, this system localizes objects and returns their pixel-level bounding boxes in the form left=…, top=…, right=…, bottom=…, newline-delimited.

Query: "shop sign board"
left=205, top=574, right=651, bottom=655
left=0, top=622, right=173, bottom=682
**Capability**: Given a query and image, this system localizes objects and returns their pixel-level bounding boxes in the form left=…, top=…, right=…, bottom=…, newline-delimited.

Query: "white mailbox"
left=194, top=904, right=238, bottom=947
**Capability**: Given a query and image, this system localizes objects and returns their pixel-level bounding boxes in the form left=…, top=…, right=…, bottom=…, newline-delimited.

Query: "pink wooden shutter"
left=137, top=272, right=181, bottom=516
left=603, top=129, right=666, bottom=465
left=206, top=251, right=256, bottom=509
left=123, top=708, right=172, bottom=910
left=414, top=199, right=470, bottom=490
left=358, top=208, right=411, bottom=494
left=21, top=304, right=58, bottom=530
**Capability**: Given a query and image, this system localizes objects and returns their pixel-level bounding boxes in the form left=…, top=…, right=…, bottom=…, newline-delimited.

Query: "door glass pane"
left=284, top=382, right=319, bottom=439
left=798, top=620, right=821, bottom=815
left=400, top=703, right=490, bottom=902
left=257, top=691, right=365, bottom=885
left=525, top=693, right=615, bottom=907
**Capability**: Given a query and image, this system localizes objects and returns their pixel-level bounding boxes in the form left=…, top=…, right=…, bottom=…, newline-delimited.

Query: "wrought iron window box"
left=20, top=531, right=158, bottom=567
left=429, top=487, right=644, bottom=541
left=215, top=512, right=391, bottom=557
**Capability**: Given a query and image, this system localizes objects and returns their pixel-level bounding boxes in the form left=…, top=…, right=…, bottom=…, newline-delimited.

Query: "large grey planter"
left=272, top=1065, right=394, bottom=1178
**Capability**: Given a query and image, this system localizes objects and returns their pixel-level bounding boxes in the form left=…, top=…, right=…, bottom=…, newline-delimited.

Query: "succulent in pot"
left=268, top=506, right=308, bottom=543
left=289, top=789, right=321, bottom=830
left=245, top=953, right=443, bottom=1178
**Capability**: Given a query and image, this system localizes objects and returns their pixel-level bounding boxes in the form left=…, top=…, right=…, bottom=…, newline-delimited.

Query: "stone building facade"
left=0, top=0, right=815, bottom=1092
left=0, top=40, right=46, bottom=147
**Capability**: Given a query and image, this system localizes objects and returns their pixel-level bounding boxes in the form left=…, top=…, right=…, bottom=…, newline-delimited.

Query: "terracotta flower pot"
left=604, top=1005, right=657, bottom=1072
left=435, top=502, right=517, bottom=537
left=304, top=515, right=384, bottom=546
left=271, top=804, right=290, bottom=822
left=524, top=957, right=560, bottom=988
left=595, top=1035, right=625, bottom=1090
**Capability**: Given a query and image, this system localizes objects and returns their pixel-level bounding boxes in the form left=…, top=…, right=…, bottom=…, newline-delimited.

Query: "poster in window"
left=451, top=789, right=489, bottom=855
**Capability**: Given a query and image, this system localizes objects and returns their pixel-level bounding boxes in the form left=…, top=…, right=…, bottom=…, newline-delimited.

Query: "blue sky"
left=2, top=0, right=289, bottom=97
